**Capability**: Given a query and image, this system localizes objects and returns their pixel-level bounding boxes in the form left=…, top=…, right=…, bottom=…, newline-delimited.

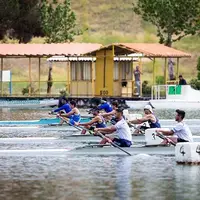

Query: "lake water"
left=0, top=108, right=200, bottom=200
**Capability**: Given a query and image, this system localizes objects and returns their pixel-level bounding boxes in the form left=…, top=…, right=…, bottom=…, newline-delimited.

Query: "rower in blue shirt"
left=76, top=108, right=106, bottom=134
left=59, top=101, right=81, bottom=125
left=50, top=97, right=71, bottom=114
left=98, top=99, right=113, bottom=113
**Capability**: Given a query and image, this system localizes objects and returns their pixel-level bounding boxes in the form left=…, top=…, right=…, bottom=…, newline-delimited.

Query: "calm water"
left=0, top=108, right=200, bottom=200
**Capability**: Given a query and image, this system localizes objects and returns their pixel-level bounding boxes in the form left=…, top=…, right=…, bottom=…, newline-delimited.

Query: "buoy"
left=145, top=128, right=174, bottom=146
left=175, top=142, right=200, bottom=165
left=145, top=128, right=163, bottom=146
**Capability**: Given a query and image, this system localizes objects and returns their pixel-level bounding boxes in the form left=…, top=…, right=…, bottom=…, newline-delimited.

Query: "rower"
left=76, top=108, right=106, bottom=134
left=101, top=101, right=118, bottom=124
left=128, top=104, right=161, bottom=133
left=59, top=101, right=81, bottom=125
left=94, top=108, right=132, bottom=147
left=50, top=97, right=71, bottom=115
left=98, top=99, right=113, bottom=113
left=156, top=109, right=193, bottom=143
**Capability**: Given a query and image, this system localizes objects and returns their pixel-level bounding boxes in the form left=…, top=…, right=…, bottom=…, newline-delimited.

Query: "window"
left=114, top=62, right=119, bottom=80
left=121, top=62, right=132, bottom=80
left=71, top=62, right=92, bottom=81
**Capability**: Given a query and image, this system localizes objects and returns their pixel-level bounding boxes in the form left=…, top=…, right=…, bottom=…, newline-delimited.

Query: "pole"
left=1, top=58, right=3, bottom=96
left=28, top=57, right=32, bottom=96
left=164, top=58, right=167, bottom=85
left=153, top=58, right=156, bottom=86
left=176, top=58, right=179, bottom=84
left=38, top=57, right=41, bottom=96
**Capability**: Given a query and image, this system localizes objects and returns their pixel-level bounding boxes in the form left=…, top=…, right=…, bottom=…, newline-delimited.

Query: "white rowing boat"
left=0, top=124, right=199, bottom=135
left=0, top=99, right=58, bottom=108
left=0, top=144, right=175, bottom=156
left=0, top=134, right=199, bottom=144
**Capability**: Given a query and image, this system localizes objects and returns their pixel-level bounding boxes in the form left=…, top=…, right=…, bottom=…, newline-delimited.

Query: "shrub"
left=142, top=80, right=151, bottom=96
left=156, top=76, right=165, bottom=84
left=22, top=84, right=35, bottom=95
left=190, top=79, right=200, bottom=90
left=197, top=56, right=200, bottom=73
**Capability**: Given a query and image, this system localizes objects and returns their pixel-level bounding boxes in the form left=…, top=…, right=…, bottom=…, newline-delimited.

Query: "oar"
left=127, top=121, right=145, bottom=135
left=95, top=131, right=132, bottom=156
left=58, top=115, right=83, bottom=131
left=156, top=132, right=176, bottom=146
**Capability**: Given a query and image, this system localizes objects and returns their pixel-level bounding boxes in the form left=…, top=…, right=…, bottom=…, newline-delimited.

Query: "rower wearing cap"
left=128, top=104, right=161, bottom=132
left=156, top=109, right=193, bottom=143
left=94, top=108, right=132, bottom=147
left=60, top=100, right=81, bottom=125
left=76, top=108, right=106, bottom=134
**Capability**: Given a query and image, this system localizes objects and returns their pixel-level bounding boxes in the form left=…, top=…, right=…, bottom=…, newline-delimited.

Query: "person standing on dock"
left=94, top=108, right=132, bottom=147
left=76, top=108, right=106, bottom=134
left=156, top=109, right=193, bottom=143
left=133, top=66, right=142, bottom=96
left=128, top=104, right=161, bottom=133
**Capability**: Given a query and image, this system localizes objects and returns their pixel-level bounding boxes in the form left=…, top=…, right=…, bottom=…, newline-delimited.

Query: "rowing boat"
left=0, top=124, right=199, bottom=135
left=0, top=99, right=58, bottom=108
left=0, top=134, right=199, bottom=144
left=0, top=144, right=175, bottom=156
left=0, top=117, right=91, bottom=126
left=0, top=117, right=199, bottom=128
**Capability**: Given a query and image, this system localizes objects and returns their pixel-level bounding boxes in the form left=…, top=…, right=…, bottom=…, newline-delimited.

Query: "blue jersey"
left=53, top=103, right=71, bottom=113
left=98, top=103, right=112, bottom=113
left=148, top=116, right=161, bottom=128
left=95, top=115, right=106, bottom=128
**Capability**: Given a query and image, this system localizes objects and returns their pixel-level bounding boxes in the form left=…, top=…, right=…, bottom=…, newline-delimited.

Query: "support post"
left=38, top=57, right=41, bottom=96
left=176, top=58, right=179, bottom=84
left=139, top=57, right=142, bottom=97
left=153, top=58, right=156, bottom=86
left=28, top=57, right=32, bottom=96
left=164, top=58, right=167, bottom=84
left=1, top=58, right=3, bottom=96
left=91, top=57, right=95, bottom=96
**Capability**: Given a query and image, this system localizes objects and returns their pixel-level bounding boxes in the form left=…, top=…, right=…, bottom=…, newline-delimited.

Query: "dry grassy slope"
left=71, top=0, right=142, bottom=34
left=1, top=0, right=200, bottom=86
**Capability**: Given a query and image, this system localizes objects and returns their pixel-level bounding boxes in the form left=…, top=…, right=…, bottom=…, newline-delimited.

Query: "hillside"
left=1, top=0, right=200, bottom=92
left=71, top=0, right=200, bottom=82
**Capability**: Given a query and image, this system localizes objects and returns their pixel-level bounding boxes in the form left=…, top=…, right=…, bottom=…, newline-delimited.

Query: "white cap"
left=144, top=105, right=153, bottom=113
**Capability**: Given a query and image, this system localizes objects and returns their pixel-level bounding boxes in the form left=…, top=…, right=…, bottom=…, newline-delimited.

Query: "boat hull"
left=0, top=145, right=175, bottom=156
left=0, top=135, right=199, bottom=144
left=0, top=117, right=91, bottom=125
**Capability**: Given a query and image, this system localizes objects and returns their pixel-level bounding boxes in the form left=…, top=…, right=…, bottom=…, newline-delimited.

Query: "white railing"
left=151, top=85, right=177, bottom=100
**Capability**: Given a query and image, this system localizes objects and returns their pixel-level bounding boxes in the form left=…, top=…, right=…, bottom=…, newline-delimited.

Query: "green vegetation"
left=0, top=0, right=41, bottom=43
left=0, top=0, right=200, bottom=96
left=41, top=0, right=80, bottom=43
left=133, top=0, right=200, bottom=47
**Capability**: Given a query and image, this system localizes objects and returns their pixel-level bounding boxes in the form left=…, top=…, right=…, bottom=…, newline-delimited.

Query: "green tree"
left=133, top=0, right=200, bottom=47
left=0, top=0, right=42, bottom=43
left=197, top=56, right=200, bottom=80
left=40, top=0, right=80, bottom=43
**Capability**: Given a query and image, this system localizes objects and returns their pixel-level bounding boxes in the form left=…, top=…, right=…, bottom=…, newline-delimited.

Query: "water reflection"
left=115, top=157, right=132, bottom=200
left=175, top=165, right=200, bottom=199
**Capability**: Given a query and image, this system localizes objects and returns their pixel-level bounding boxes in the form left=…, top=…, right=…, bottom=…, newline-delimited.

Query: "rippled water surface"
left=0, top=108, right=200, bottom=200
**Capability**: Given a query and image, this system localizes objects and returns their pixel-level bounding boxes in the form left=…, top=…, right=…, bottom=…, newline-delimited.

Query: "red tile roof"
left=0, top=43, right=102, bottom=57
left=85, top=43, right=191, bottom=58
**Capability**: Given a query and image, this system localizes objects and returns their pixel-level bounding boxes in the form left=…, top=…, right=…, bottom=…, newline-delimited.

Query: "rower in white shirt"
left=94, top=108, right=132, bottom=147
left=156, top=109, right=193, bottom=143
